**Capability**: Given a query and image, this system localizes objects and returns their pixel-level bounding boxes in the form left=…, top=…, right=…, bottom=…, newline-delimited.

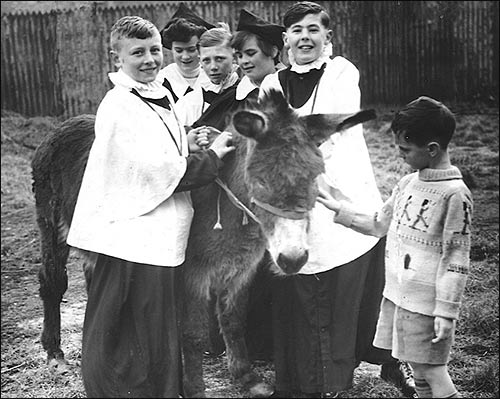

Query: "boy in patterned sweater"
left=317, top=96, right=473, bottom=398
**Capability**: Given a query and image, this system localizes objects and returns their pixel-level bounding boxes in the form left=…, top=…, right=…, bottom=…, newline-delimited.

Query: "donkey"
left=31, top=89, right=375, bottom=397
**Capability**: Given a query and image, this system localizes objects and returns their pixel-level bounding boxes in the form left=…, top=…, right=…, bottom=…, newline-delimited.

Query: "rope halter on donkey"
left=212, top=177, right=260, bottom=229
left=212, top=178, right=310, bottom=230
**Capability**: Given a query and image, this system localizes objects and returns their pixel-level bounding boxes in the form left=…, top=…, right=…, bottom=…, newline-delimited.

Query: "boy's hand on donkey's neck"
left=209, top=130, right=235, bottom=159
left=188, top=125, right=222, bottom=153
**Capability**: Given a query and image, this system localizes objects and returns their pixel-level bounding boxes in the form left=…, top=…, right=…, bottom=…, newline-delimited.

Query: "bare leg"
left=411, top=362, right=458, bottom=398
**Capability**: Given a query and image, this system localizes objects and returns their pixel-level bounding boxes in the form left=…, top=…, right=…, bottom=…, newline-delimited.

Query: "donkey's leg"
left=182, top=292, right=209, bottom=398
left=217, top=287, right=273, bottom=398
left=206, top=293, right=225, bottom=356
left=36, top=214, right=70, bottom=371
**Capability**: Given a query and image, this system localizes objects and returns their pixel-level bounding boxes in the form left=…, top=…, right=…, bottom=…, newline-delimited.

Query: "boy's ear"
left=282, top=32, right=289, bottom=47
left=110, top=50, right=121, bottom=68
left=427, top=141, right=441, bottom=156
left=271, top=45, right=279, bottom=60
left=324, top=29, right=333, bottom=45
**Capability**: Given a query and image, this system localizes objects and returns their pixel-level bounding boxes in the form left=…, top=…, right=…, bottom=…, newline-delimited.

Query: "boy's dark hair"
left=231, top=30, right=278, bottom=60
left=110, top=16, right=158, bottom=51
left=283, top=1, right=330, bottom=29
left=391, top=96, right=456, bottom=149
left=161, top=18, right=208, bottom=49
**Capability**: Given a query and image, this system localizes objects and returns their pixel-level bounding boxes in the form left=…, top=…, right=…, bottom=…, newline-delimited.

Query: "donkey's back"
left=31, top=114, right=95, bottom=368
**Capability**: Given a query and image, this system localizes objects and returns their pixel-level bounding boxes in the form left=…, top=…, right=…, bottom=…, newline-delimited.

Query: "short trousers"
left=373, top=297, right=454, bottom=365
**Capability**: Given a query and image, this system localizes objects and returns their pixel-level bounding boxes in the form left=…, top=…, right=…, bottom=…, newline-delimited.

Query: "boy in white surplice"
left=259, top=2, right=416, bottom=397
left=67, top=16, right=234, bottom=398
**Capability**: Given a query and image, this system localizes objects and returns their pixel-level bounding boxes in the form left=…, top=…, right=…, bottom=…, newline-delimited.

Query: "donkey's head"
left=232, top=89, right=375, bottom=275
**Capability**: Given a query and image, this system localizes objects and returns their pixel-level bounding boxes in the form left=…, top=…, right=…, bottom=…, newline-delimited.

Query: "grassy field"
left=1, top=105, right=498, bottom=398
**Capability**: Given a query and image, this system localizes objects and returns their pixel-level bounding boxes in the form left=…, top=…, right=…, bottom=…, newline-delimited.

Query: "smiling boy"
left=159, top=3, right=215, bottom=102
left=259, top=2, right=416, bottom=398
left=67, top=16, right=234, bottom=397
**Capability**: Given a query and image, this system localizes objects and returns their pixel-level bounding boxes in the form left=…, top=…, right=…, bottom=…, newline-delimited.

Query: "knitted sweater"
left=335, top=167, right=473, bottom=319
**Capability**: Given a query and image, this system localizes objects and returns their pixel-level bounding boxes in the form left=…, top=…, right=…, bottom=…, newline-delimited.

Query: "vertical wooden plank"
left=17, top=16, right=30, bottom=115
left=31, top=12, right=44, bottom=115
left=413, top=2, right=420, bottom=99
left=464, top=1, right=470, bottom=97
left=1, top=15, right=17, bottom=112
left=456, top=1, right=464, bottom=98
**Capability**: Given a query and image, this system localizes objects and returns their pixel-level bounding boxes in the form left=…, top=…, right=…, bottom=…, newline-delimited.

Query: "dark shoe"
left=380, top=360, right=417, bottom=398
left=203, top=349, right=226, bottom=358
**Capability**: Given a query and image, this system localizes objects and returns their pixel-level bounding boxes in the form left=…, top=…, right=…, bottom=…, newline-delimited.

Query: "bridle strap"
left=251, top=197, right=309, bottom=220
left=214, top=177, right=261, bottom=225
left=213, top=177, right=309, bottom=224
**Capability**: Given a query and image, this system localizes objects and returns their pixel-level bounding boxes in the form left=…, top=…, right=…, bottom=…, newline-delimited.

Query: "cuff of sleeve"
left=334, top=201, right=356, bottom=227
left=207, top=149, right=224, bottom=169
left=433, top=299, right=461, bottom=320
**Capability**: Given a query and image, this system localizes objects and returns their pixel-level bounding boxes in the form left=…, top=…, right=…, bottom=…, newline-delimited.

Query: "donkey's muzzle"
left=277, top=250, right=309, bottom=275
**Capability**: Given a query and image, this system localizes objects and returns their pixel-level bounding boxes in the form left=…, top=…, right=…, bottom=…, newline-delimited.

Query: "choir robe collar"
left=290, top=54, right=330, bottom=74
left=159, top=63, right=210, bottom=101
left=108, top=68, right=170, bottom=99
left=235, top=75, right=259, bottom=100
left=203, top=69, right=240, bottom=94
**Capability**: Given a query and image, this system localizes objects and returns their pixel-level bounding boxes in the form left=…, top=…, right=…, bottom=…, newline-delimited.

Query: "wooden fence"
left=1, top=1, right=498, bottom=117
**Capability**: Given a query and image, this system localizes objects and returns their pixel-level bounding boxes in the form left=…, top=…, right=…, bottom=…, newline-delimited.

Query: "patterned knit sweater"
left=334, top=166, right=473, bottom=319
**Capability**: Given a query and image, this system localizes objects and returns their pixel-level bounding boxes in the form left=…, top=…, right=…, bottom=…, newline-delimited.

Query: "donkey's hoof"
left=47, top=357, right=70, bottom=374
left=249, top=381, right=274, bottom=398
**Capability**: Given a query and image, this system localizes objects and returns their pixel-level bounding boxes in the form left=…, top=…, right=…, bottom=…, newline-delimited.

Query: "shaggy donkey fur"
left=31, top=89, right=375, bottom=397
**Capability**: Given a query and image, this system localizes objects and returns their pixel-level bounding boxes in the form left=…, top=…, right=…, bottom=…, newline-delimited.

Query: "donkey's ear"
left=335, top=109, right=376, bottom=132
left=232, top=110, right=267, bottom=141
left=301, top=109, right=376, bottom=146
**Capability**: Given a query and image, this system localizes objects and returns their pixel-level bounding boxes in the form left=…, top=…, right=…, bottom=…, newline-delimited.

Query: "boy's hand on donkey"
left=316, top=187, right=341, bottom=213
left=188, top=126, right=235, bottom=159
left=187, top=125, right=214, bottom=152
left=432, top=316, right=454, bottom=343
left=209, top=130, right=235, bottom=159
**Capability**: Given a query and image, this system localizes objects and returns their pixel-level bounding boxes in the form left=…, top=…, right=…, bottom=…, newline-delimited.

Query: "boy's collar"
left=204, top=69, right=239, bottom=93
left=109, top=69, right=169, bottom=99
left=290, top=54, right=330, bottom=74
left=235, top=75, right=258, bottom=100
left=418, top=166, right=462, bottom=181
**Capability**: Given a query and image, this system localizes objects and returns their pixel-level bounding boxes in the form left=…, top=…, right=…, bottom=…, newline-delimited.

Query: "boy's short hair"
left=110, top=16, right=158, bottom=51
left=161, top=18, right=208, bottom=49
left=391, top=96, right=456, bottom=149
left=231, top=31, right=275, bottom=58
left=283, top=1, right=330, bottom=29
left=199, top=24, right=232, bottom=48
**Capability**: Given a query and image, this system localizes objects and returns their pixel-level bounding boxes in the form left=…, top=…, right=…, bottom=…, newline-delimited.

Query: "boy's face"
left=200, top=44, right=234, bottom=85
left=171, top=36, right=201, bottom=75
left=395, top=132, right=432, bottom=171
left=112, top=31, right=163, bottom=84
left=284, top=13, right=332, bottom=65
left=234, top=36, right=277, bottom=85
